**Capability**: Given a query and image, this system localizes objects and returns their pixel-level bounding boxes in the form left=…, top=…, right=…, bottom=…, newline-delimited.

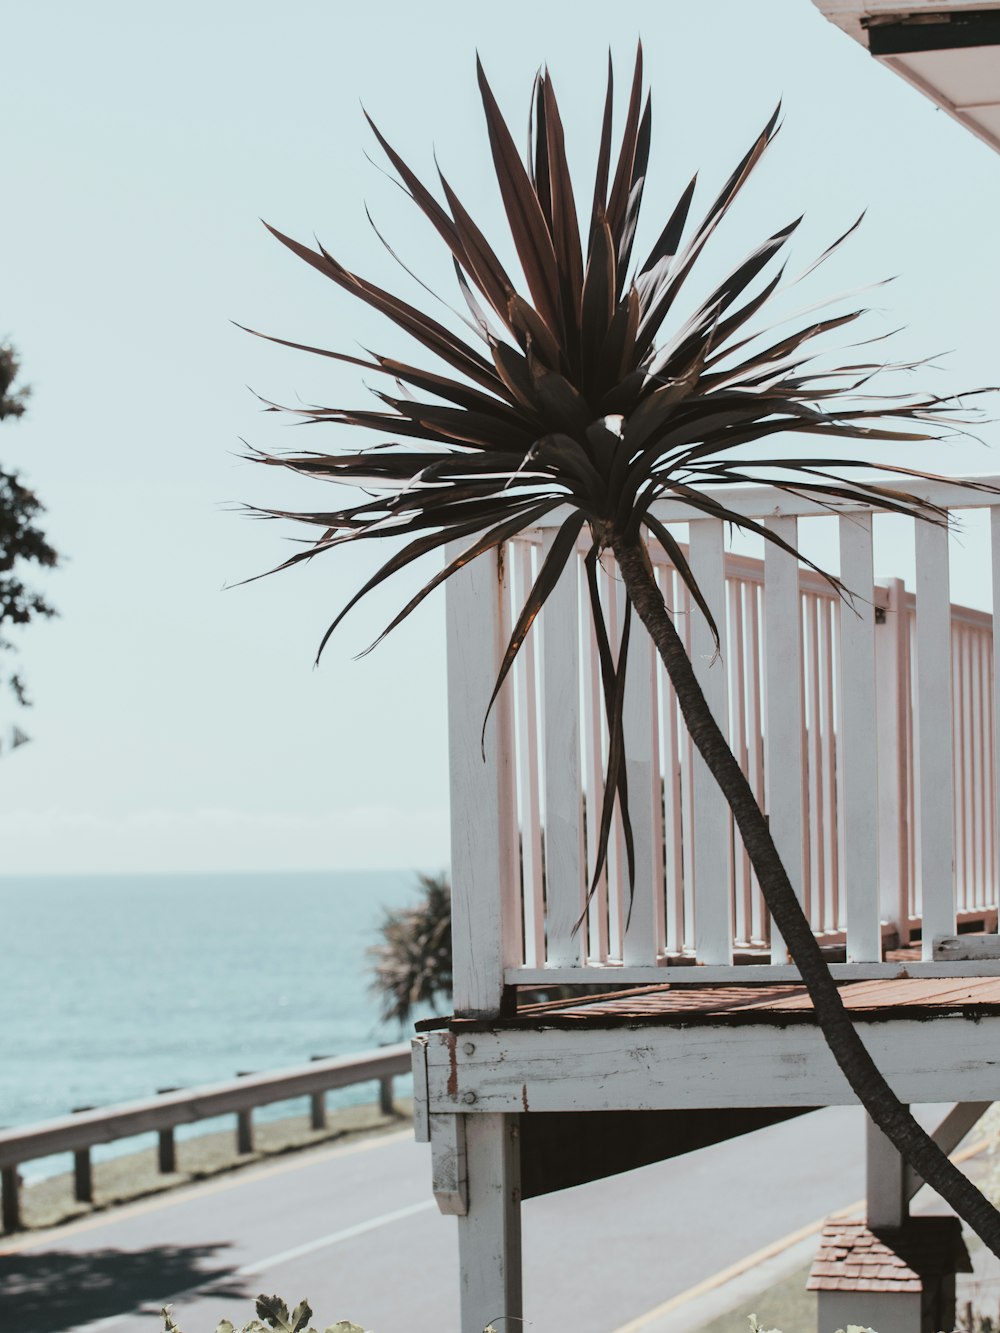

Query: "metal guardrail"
left=0, top=1042, right=411, bottom=1233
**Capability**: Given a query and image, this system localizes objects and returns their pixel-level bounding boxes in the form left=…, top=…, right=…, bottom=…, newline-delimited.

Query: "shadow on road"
left=0, top=1242, right=248, bottom=1330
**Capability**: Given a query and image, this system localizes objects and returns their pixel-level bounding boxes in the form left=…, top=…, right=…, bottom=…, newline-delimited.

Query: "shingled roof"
left=807, top=1217, right=972, bottom=1294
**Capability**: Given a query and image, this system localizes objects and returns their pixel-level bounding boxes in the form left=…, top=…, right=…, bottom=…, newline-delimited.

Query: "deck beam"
left=423, top=1015, right=1000, bottom=1114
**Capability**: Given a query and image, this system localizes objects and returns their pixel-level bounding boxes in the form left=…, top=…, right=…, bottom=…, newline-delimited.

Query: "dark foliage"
left=0, top=343, right=58, bottom=754
left=369, top=873, right=452, bottom=1026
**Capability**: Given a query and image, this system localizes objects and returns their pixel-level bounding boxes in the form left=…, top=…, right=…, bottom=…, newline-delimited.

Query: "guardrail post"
left=379, top=1076, right=395, bottom=1116
left=1, top=1165, right=20, bottom=1232
left=309, top=1056, right=330, bottom=1130
left=236, top=1110, right=254, bottom=1154
left=158, top=1128, right=177, bottom=1173
left=156, top=1088, right=179, bottom=1172
left=235, top=1073, right=254, bottom=1154
left=71, top=1106, right=94, bottom=1203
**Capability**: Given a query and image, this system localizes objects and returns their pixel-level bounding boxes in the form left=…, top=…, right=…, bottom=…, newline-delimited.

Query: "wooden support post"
left=72, top=1106, right=94, bottom=1203
left=1, top=1165, right=20, bottom=1233
left=764, top=518, right=805, bottom=964
left=457, top=1113, right=522, bottom=1333
left=866, top=1111, right=908, bottom=1229
left=379, top=1076, right=395, bottom=1117
left=875, top=579, right=911, bottom=946
left=689, top=518, right=733, bottom=965
left=839, top=515, right=882, bottom=962
left=446, top=546, right=518, bottom=1016
left=915, top=521, right=955, bottom=957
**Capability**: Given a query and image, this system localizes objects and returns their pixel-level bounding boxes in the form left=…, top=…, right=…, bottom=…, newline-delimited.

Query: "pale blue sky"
left=2, top=0, right=999, bottom=874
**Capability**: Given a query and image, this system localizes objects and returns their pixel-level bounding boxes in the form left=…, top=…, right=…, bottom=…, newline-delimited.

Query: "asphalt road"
left=0, top=1106, right=905, bottom=1333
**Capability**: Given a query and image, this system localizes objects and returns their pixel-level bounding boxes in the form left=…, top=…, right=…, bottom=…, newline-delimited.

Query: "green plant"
left=369, top=871, right=452, bottom=1026
left=244, top=48, right=1000, bottom=1253
left=162, top=1295, right=367, bottom=1333
left=0, top=341, right=58, bottom=754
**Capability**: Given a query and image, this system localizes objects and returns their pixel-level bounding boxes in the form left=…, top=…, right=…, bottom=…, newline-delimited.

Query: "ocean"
left=0, top=869, right=433, bottom=1180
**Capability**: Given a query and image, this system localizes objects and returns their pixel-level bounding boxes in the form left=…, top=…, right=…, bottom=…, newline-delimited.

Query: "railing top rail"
left=0, top=1044, right=411, bottom=1169
left=512, top=474, right=1000, bottom=530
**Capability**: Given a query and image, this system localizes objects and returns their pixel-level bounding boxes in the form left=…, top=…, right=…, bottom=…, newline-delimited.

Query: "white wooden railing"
left=446, top=477, right=1000, bottom=1011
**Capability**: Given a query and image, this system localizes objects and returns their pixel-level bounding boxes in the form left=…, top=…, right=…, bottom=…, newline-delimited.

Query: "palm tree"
left=244, top=49, right=1000, bottom=1253
left=369, top=872, right=453, bottom=1027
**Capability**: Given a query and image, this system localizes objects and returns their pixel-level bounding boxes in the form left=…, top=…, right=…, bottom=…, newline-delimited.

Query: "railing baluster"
left=747, top=581, right=767, bottom=943
left=839, top=514, right=881, bottom=961
left=806, top=593, right=823, bottom=928
left=764, top=520, right=805, bottom=964
left=655, top=561, right=685, bottom=955
left=515, top=541, right=545, bottom=968
left=730, top=577, right=751, bottom=944
left=582, top=563, right=609, bottom=963
left=916, top=520, right=956, bottom=956
left=689, top=518, right=733, bottom=964
left=541, top=534, right=584, bottom=967
left=623, top=611, right=660, bottom=965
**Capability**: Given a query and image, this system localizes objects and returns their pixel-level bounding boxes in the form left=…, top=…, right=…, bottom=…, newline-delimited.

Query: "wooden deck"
left=413, top=976, right=1000, bottom=1117
left=418, top=976, right=1000, bottom=1032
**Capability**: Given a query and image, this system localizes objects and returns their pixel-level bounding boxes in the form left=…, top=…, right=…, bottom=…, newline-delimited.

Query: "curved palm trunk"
left=613, top=535, right=1000, bottom=1256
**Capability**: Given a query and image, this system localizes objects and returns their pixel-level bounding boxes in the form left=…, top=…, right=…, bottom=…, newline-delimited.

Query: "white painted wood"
left=875, top=580, right=911, bottom=944
left=839, top=514, right=882, bottom=961
left=905, top=1100, right=991, bottom=1200
left=605, top=565, right=627, bottom=959
left=764, top=519, right=805, bottom=964
left=915, top=521, right=956, bottom=958
left=819, top=1290, right=920, bottom=1333
left=521, top=474, right=1000, bottom=528
left=457, top=1113, right=522, bottom=1333
left=582, top=564, right=609, bottom=963
left=430, top=1112, right=468, bottom=1215
left=934, top=934, right=1000, bottom=960
left=689, top=518, right=733, bottom=964
left=411, top=1038, right=430, bottom=1144
left=512, top=541, right=544, bottom=968
left=658, top=563, right=686, bottom=955
left=424, top=1017, right=1000, bottom=1113
left=622, top=603, right=660, bottom=965
left=866, top=1114, right=908, bottom=1228
left=541, top=537, right=585, bottom=966
left=446, top=545, right=519, bottom=1014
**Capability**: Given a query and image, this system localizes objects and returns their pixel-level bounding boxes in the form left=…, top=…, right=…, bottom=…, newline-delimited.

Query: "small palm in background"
left=369, top=873, right=452, bottom=1028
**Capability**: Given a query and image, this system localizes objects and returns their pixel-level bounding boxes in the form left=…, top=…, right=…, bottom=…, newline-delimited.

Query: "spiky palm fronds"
left=369, top=873, right=452, bottom=1027
left=245, top=48, right=983, bottom=887
left=246, top=49, right=1000, bottom=1255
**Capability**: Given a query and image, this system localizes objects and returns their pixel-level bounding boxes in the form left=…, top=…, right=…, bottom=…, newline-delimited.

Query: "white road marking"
left=68, top=1198, right=437, bottom=1333
left=237, top=1198, right=436, bottom=1274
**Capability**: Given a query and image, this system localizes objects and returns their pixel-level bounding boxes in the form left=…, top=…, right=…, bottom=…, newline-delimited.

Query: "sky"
left=2, top=0, right=1000, bottom=876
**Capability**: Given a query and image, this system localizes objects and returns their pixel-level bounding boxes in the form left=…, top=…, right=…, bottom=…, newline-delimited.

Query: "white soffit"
left=812, top=1, right=1000, bottom=154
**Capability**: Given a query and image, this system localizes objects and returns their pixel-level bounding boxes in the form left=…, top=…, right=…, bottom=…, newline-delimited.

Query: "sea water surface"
left=0, top=869, right=432, bottom=1178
